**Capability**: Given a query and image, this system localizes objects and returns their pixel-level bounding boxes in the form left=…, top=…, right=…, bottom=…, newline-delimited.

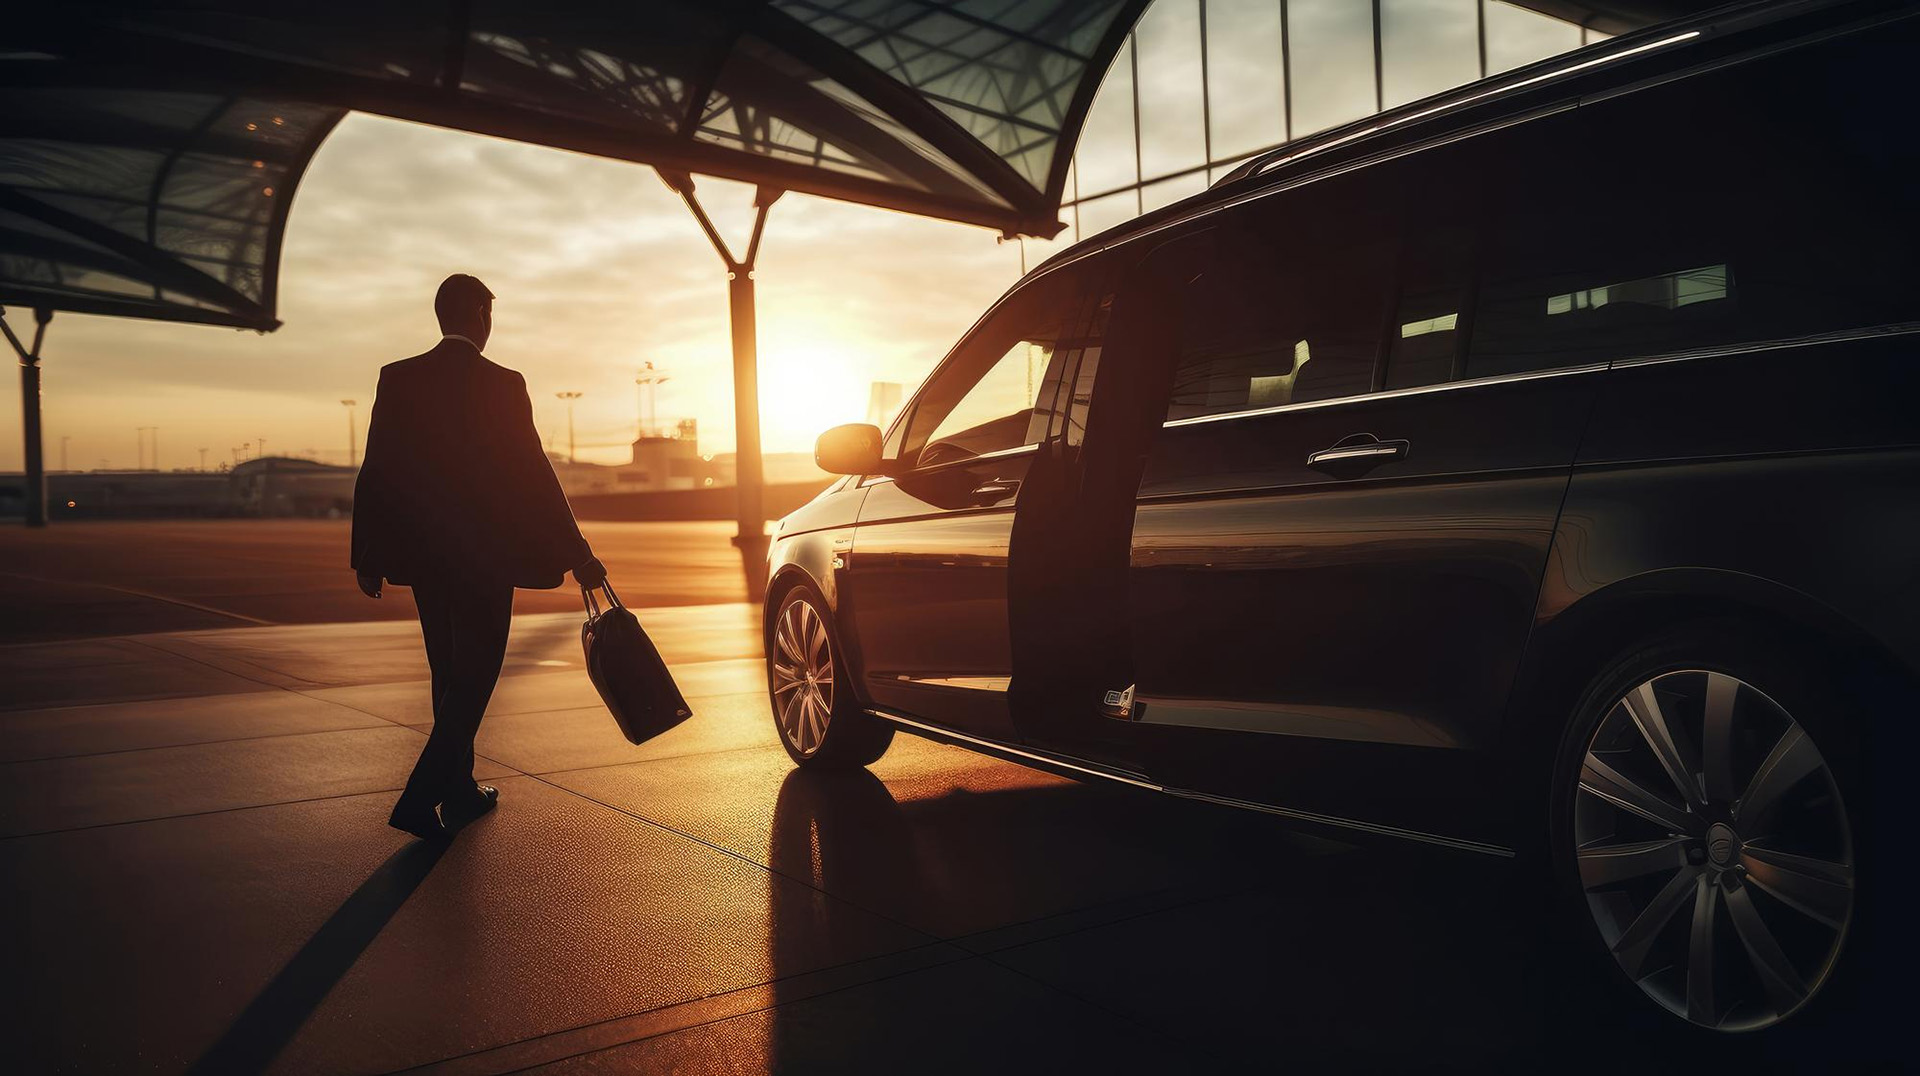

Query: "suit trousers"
left=398, top=578, right=516, bottom=808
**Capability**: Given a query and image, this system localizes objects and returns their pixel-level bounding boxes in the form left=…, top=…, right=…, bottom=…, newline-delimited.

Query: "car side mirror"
left=815, top=423, right=886, bottom=476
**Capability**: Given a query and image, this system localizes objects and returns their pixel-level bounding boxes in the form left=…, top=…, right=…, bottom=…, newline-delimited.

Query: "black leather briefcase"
left=580, top=581, right=693, bottom=745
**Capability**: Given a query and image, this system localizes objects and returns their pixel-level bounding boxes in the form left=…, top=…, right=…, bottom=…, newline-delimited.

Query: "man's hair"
left=434, top=273, right=494, bottom=332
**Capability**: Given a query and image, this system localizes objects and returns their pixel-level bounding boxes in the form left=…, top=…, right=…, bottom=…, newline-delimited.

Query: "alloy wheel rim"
left=771, top=599, right=835, bottom=757
left=1574, top=669, right=1853, bottom=1032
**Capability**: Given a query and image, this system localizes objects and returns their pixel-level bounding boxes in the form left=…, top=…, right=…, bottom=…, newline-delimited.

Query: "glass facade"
left=1026, top=0, right=1606, bottom=266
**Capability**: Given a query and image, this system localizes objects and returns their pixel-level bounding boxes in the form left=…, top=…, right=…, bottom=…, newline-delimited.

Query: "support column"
left=661, top=171, right=784, bottom=602
left=727, top=266, right=767, bottom=594
left=2, top=307, right=51, bottom=528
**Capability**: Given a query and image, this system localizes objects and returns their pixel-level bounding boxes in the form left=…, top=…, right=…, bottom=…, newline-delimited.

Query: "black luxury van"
left=762, top=0, right=1917, bottom=1034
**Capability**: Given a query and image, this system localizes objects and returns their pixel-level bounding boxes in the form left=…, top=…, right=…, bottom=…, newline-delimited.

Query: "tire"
left=1544, top=620, right=1878, bottom=1050
left=767, top=583, right=893, bottom=769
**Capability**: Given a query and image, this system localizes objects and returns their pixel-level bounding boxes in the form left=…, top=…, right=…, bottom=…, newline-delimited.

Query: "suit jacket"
left=350, top=339, right=590, bottom=589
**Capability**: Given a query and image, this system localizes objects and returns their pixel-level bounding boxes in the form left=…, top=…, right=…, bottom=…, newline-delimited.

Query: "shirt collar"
left=441, top=333, right=481, bottom=351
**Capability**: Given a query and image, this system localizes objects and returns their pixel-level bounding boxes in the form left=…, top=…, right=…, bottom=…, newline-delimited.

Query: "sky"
left=1, top=113, right=1036, bottom=471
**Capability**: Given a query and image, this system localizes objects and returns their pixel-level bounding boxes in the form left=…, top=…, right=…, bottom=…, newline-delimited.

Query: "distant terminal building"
left=550, top=417, right=702, bottom=497
left=547, top=417, right=829, bottom=508
left=628, top=418, right=703, bottom=491
left=4, top=421, right=832, bottom=522
left=230, top=457, right=357, bottom=516
left=0, top=456, right=356, bottom=519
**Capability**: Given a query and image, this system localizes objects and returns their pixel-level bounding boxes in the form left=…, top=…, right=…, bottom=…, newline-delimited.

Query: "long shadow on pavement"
left=187, top=839, right=447, bottom=1075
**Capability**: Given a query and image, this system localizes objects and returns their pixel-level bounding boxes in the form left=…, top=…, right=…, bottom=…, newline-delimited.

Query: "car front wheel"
left=767, top=584, right=893, bottom=769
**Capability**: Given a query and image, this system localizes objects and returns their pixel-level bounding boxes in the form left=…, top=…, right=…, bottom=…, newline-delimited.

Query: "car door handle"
left=972, top=479, right=1021, bottom=498
left=966, top=479, right=1021, bottom=507
left=1307, top=434, right=1409, bottom=475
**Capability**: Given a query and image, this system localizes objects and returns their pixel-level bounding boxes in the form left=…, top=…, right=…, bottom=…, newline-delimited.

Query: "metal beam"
left=753, top=5, right=1048, bottom=220
left=0, top=287, right=267, bottom=329
left=3, top=307, right=51, bottom=527
left=693, top=43, right=992, bottom=199
left=5, top=20, right=1052, bottom=236
left=793, top=0, right=1095, bottom=63
left=257, top=107, right=344, bottom=330
left=0, top=189, right=277, bottom=326
left=1040, top=0, right=1155, bottom=211
left=0, top=108, right=309, bottom=166
left=661, top=171, right=784, bottom=602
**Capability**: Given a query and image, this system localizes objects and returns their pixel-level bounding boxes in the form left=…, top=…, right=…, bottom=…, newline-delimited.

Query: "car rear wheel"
left=1552, top=626, right=1863, bottom=1035
left=768, top=584, right=893, bottom=769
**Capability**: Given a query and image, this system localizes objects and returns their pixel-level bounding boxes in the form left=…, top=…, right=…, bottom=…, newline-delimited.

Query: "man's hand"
left=356, top=573, right=383, bottom=599
left=573, top=556, right=607, bottom=589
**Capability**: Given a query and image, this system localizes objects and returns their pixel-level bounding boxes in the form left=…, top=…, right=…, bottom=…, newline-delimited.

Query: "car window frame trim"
left=1159, top=321, right=1920, bottom=431
left=858, top=440, right=1040, bottom=487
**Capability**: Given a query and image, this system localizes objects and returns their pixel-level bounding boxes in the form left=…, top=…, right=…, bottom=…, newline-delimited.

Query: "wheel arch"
left=763, top=560, right=876, bottom=710
left=1502, top=567, right=1914, bottom=823
left=763, top=523, right=849, bottom=638
left=763, top=564, right=818, bottom=637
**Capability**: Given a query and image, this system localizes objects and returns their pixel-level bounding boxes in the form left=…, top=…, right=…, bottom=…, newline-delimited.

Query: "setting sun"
left=757, top=336, right=893, bottom=450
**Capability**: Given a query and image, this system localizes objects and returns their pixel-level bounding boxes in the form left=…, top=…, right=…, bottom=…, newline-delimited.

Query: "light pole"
left=555, top=391, right=583, bottom=464
left=256, top=435, right=267, bottom=460
left=341, top=399, right=358, bottom=467
left=635, top=363, right=670, bottom=439
left=135, top=426, right=153, bottom=470
left=198, top=447, right=208, bottom=472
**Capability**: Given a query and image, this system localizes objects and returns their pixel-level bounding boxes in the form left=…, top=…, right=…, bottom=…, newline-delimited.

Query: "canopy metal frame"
left=5, top=2, right=1157, bottom=252
left=1, top=306, right=52, bottom=527
left=661, top=170, right=786, bottom=599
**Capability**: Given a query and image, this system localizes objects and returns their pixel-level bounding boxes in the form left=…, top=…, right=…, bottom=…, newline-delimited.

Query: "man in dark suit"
left=352, top=274, right=605, bottom=840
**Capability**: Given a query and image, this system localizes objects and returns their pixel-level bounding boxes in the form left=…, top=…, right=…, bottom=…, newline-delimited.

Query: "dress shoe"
left=388, top=800, right=448, bottom=841
left=442, top=783, right=499, bottom=827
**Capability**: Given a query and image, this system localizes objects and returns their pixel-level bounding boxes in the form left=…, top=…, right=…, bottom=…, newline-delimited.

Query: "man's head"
left=434, top=273, right=494, bottom=348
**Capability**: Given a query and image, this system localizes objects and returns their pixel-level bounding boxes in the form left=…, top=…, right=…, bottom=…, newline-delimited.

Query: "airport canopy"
left=2, top=0, right=1706, bottom=331
left=2, top=0, right=1164, bottom=330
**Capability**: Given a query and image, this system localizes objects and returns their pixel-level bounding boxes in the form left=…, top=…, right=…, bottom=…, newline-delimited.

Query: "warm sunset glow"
left=758, top=338, right=887, bottom=449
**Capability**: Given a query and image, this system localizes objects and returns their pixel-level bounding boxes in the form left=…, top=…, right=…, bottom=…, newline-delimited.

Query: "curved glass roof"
left=1, top=0, right=1703, bottom=329
left=0, top=87, right=339, bottom=330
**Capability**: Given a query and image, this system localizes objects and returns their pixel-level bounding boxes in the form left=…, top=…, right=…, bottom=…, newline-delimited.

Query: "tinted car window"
left=904, top=266, right=1090, bottom=467
left=1461, top=24, right=1916, bottom=379
left=1706, top=26, right=1916, bottom=338
left=1384, top=225, right=1474, bottom=390
left=1164, top=202, right=1391, bottom=421
left=1469, top=261, right=1738, bottom=378
left=919, top=338, right=1052, bottom=461
left=1454, top=93, right=1741, bottom=379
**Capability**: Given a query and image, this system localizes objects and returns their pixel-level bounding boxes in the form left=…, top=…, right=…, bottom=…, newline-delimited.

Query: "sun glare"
left=756, top=337, right=880, bottom=450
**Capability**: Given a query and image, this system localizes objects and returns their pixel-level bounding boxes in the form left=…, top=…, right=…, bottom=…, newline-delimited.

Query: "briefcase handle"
left=580, top=580, right=625, bottom=619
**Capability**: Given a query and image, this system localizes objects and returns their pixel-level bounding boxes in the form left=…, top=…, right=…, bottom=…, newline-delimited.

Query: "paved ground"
left=0, top=520, right=749, bottom=642
left=0, top=599, right=1566, bottom=1074
left=0, top=524, right=1884, bottom=1072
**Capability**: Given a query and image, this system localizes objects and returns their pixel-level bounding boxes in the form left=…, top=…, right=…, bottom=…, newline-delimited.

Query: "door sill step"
left=866, top=709, right=1160, bottom=790
left=868, top=707, right=1514, bottom=858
